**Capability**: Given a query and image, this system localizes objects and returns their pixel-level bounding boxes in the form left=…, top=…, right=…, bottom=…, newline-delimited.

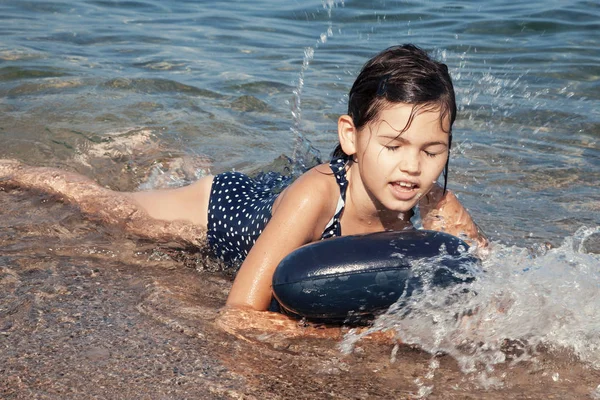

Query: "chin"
left=395, top=205, right=417, bottom=214
left=383, top=199, right=419, bottom=214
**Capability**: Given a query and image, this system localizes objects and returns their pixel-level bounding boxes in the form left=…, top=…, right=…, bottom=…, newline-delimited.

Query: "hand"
left=418, top=183, right=448, bottom=231
left=419, top=184, right=489, bottom=252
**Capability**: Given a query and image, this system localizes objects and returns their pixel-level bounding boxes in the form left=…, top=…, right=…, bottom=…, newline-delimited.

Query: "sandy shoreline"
left=2, top=189, right=600, bottom=399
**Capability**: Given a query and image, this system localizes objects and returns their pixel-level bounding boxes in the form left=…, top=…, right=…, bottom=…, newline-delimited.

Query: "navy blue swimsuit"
left=207, top=157, right=348, bottom=266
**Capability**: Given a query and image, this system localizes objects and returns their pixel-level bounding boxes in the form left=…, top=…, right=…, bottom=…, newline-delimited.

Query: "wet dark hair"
left=332, top=44, right=456, bottom=193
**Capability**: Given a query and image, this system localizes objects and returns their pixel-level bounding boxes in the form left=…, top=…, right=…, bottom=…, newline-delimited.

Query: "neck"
left=378, top=207, right=414, bottom=228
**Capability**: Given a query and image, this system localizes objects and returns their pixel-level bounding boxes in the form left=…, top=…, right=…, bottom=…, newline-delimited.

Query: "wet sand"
left=1, top=189, right=599, bottom=399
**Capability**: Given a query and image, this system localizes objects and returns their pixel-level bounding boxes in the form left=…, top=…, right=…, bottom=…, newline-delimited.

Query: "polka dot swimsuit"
left=207, top=157, right=349, bottom=267
left=320, top=157, right=348, bottom=239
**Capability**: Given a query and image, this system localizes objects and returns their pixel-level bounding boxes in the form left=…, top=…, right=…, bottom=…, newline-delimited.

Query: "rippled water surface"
left=1, top=0, right=599, bottom=398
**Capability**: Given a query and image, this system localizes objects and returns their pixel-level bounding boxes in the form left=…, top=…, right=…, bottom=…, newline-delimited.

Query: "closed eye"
left=424, top=150, right=441, bottom=157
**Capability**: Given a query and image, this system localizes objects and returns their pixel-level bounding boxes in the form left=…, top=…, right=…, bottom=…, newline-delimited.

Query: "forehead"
left=372, top=102, right=450, bottom=133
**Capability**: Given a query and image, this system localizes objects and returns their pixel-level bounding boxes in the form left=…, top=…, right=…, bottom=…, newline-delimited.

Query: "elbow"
left=225, top=282, right=273, bottom=312
left=224, top=298, right=267, bottom=312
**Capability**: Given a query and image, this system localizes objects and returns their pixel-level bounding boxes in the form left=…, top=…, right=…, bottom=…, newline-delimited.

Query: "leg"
left=128, top=175, right=214, bottom=228
left=192, top=175, right=214, bottom=228
left=0, top=159, right=209, bottom=248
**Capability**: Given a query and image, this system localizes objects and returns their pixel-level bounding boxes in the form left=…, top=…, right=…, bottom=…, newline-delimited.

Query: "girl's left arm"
left=419, top=183, right=488, bottom=249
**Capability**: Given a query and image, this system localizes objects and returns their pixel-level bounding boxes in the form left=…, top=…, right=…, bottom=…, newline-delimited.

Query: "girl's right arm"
left=226, top=167, right=335, bottom=311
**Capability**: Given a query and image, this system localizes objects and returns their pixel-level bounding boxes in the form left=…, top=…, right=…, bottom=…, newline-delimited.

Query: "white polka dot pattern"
left=206, top=158, right=349, bottom=266
left=321, top=158, right=348, bottom=239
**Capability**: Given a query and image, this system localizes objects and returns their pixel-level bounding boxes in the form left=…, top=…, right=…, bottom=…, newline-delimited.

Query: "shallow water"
left=1, top=0, right=599, bottom=398
left=2, top=191, right=600, bottom=399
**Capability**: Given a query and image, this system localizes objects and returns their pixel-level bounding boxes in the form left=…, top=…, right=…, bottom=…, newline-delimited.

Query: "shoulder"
left=277, top=163, right=337, bottom=204
left=271, top=163, right=340, bottom=236
left=296, top=163, right=338, bottom=191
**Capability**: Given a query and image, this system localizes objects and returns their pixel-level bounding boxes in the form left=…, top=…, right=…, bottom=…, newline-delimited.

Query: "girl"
left=0, top=44, right=486, bottom=317
left=215, top=44, right=487, bottom=311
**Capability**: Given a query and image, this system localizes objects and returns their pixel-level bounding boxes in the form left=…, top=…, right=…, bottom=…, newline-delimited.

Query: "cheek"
left=363, top=146, right=387, bottom=166
left=435, top=156, right=448, bottom=170
left=424, top=156, right=447, bottom=177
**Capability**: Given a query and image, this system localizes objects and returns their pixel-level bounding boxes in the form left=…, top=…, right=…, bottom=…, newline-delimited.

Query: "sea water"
left=341, top=226, right=600, bottom=389
left=1, top=0, right=599, bottom=396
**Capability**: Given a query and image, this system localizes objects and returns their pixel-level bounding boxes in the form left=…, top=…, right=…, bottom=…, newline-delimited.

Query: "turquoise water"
left=1, top=0, right=600, bottom=392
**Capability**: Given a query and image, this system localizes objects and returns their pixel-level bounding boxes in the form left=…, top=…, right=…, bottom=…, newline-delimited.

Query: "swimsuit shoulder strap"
left=321, top=157, right=348, bottom=239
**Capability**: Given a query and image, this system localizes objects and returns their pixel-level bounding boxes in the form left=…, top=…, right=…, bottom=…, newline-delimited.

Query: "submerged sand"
left=1, top=189, right=599, bottom=400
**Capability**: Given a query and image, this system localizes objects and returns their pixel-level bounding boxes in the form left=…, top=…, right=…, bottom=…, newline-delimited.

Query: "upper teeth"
left=398, top=182, right=413, bottom=188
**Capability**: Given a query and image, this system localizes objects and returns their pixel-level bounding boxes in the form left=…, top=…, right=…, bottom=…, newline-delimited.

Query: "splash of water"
left=340, top=226, right=600, bottom=387
left=290, top=0, right=344, bottom=174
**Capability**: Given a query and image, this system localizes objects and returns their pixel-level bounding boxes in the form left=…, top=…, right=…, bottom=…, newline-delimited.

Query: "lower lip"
left=389, top=183, right=418, bottom=201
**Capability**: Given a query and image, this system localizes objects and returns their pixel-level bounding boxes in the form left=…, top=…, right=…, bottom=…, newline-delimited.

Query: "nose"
left=398, top=149, right=420, bottom=175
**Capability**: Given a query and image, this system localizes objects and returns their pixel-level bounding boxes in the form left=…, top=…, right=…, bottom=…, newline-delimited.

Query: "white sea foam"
left=341, top=226, right=600, bottom=385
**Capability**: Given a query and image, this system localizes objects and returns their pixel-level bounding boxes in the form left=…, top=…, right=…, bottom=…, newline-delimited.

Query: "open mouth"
left=391, top=181, right=419, bottom=191
left=389, top=181, right=421, bottom=201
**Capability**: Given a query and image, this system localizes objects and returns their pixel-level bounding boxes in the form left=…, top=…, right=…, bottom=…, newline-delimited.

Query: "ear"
left=337, top=114, right=357, bottom=156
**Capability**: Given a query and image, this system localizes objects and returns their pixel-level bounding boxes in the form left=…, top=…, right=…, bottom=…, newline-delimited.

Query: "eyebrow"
left=380, top=135, right=448, bottom=147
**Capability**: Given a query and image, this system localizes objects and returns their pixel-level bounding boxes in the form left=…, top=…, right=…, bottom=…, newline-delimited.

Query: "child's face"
left=354, top=103, right=449, bottom=213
